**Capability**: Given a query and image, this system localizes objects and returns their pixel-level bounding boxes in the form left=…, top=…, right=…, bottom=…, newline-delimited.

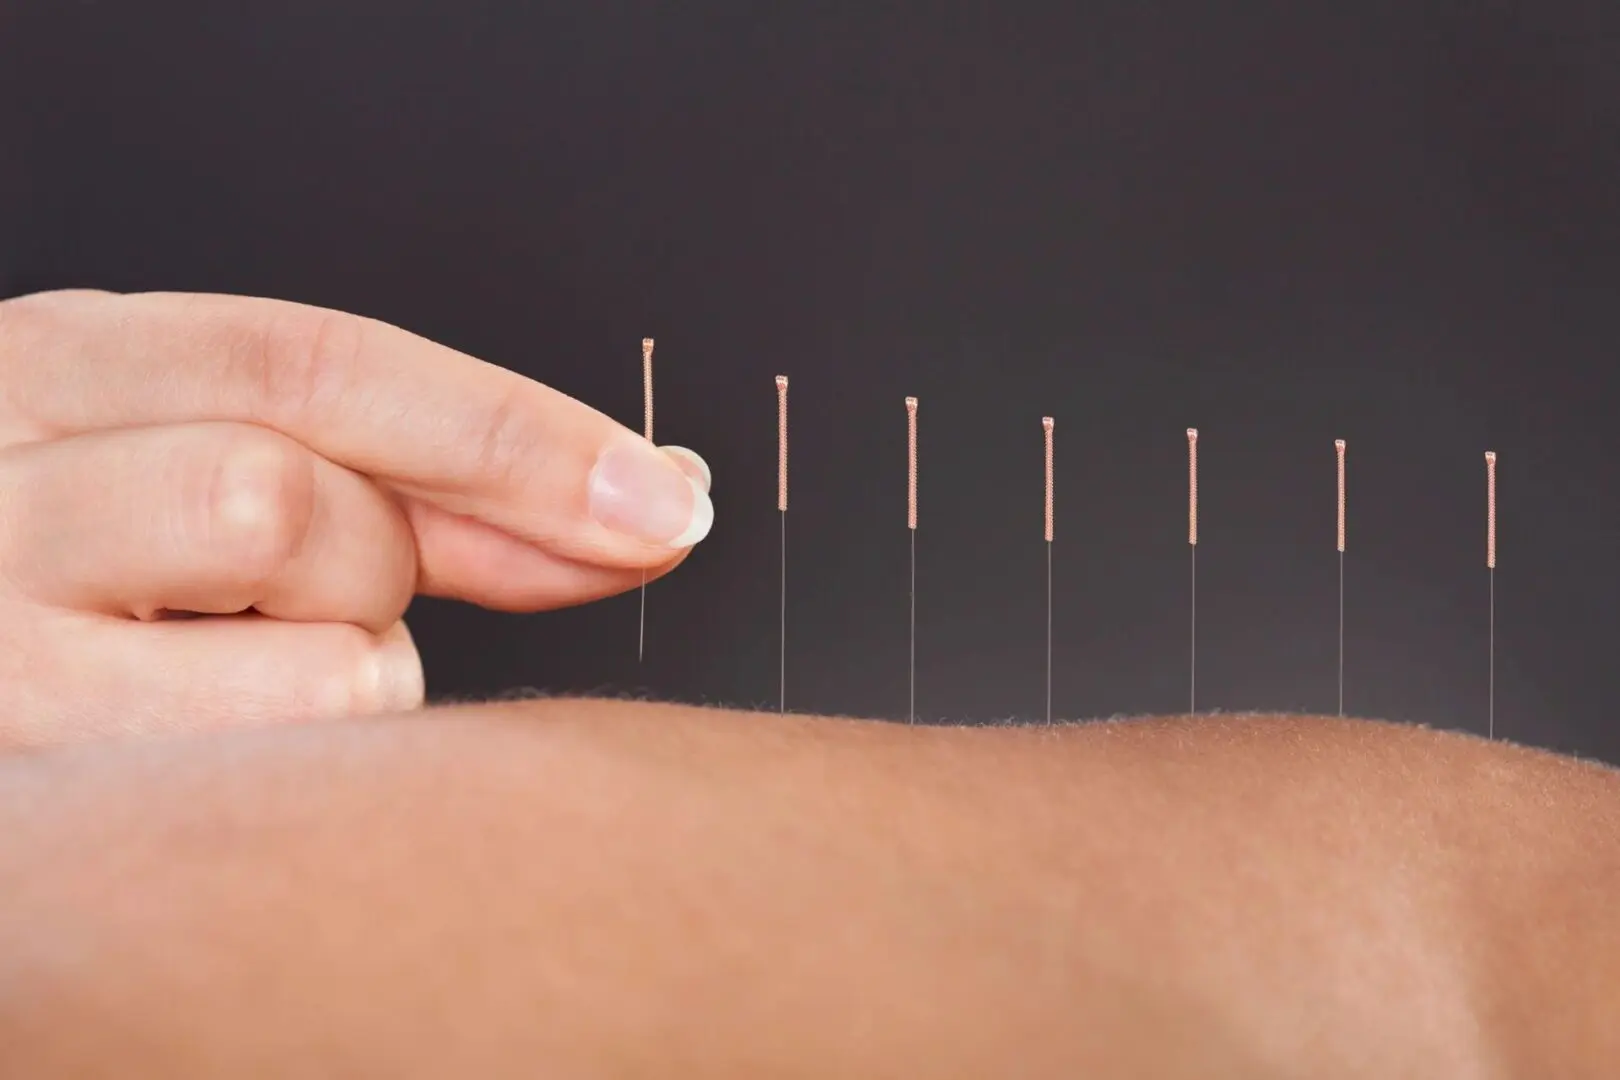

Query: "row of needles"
left=633, top=344, right=1500, bottom=735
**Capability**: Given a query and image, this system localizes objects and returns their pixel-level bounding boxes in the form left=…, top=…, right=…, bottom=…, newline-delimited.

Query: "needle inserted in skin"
left=776, top=375, right=789, bottom=714
left=1187, top=427, right=1198, bottom=715
left=906, top=396, right=918, bottom=725
left=637, top=337, right=654, bottom=662
left=1336, top=438, right=1346, bottom=717
left=1486, top=450, right=1497, bottom=739
left=1043, top=416, right=1055, bottom=725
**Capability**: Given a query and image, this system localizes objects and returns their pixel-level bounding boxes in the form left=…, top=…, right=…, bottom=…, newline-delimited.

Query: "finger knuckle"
left=467, top=387, right=544, bottom=494
left=203, top=430, right=316, bottom=586
left=0, top=293, right=59, bottom=380
left=236, top=304, right=369, bottom=424
left=288, top=623, right=377, bottom=719
left=0, top=288, right=122, bottom=361
left=321, top=624, right=424, bottom=717
left=0, top=294, right=30, bottom=353
left=369, top=630, right=426, bottom=714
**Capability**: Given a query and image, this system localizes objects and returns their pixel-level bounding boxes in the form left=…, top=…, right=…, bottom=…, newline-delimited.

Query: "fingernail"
left=660, top=446, right=712, bottom=493
left=589, top=440, right=714, bottom=547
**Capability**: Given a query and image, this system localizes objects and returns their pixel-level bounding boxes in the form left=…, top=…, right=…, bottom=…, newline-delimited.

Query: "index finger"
left=0, top=290, right=712, bottom=588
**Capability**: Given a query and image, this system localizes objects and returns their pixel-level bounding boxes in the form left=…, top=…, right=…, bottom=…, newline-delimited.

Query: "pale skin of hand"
left=2, top=701, right=1617, bottom=1078
left=0, top=290, right=711, bottom=747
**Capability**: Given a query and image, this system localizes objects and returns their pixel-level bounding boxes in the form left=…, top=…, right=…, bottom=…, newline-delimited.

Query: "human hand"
left=0, top=290, right=711, bottom=748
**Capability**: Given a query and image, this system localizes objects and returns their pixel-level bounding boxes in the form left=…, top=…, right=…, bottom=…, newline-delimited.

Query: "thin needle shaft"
left=906, top=396, right=919, bottom=725
left=1190, top=547, right=1197, bottom=713
left=637, top=338, right=654, bottom=662
left=781, top=510, right=787, bottom=712
left=1338, top=551, right=1344, bottom=715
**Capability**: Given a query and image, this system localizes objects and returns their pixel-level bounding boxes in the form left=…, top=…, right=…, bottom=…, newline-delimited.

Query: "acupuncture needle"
left=776, top=375, right=789, bottom=714
left=906, top=395, right=918, bottom=725
left=1187, top=427, right=1198, bottom=715
left=637, top=337, right=654, bottom=661
left=1485, top=450, right=1497, bottom=739
left=1336, top=438, right=1346, bottom=717
left=1043, top=416, right=1055, bottom=725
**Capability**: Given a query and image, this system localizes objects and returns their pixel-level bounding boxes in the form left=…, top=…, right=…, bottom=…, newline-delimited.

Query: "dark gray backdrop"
left=3, top=3, right=1618, bottom=761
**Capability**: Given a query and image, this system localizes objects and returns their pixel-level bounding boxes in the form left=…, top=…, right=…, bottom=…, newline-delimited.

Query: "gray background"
left=3, top=2, right=1618, bottom=761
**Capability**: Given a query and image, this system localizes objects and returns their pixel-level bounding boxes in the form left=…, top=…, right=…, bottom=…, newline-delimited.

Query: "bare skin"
left=3, top=700, right=1617, bottom=1078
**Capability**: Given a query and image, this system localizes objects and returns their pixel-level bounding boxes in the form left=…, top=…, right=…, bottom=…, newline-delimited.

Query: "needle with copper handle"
left=1486, top=450, right=1497, bottom=739
left=1187, top=427, right=1199, bottom=715
left=1043, top=416, right=1055, bottom=725
left=637, top=337, right=654, bottom=662
left=1336, top=438, right=1346, bottom=717
left=776, top=375, right=789, bottom=714
left=906, top=396, right=919, bottom=725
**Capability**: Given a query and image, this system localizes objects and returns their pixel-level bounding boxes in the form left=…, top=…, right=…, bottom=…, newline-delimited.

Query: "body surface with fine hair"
left=3, top=700, right=1617, bottom=1078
